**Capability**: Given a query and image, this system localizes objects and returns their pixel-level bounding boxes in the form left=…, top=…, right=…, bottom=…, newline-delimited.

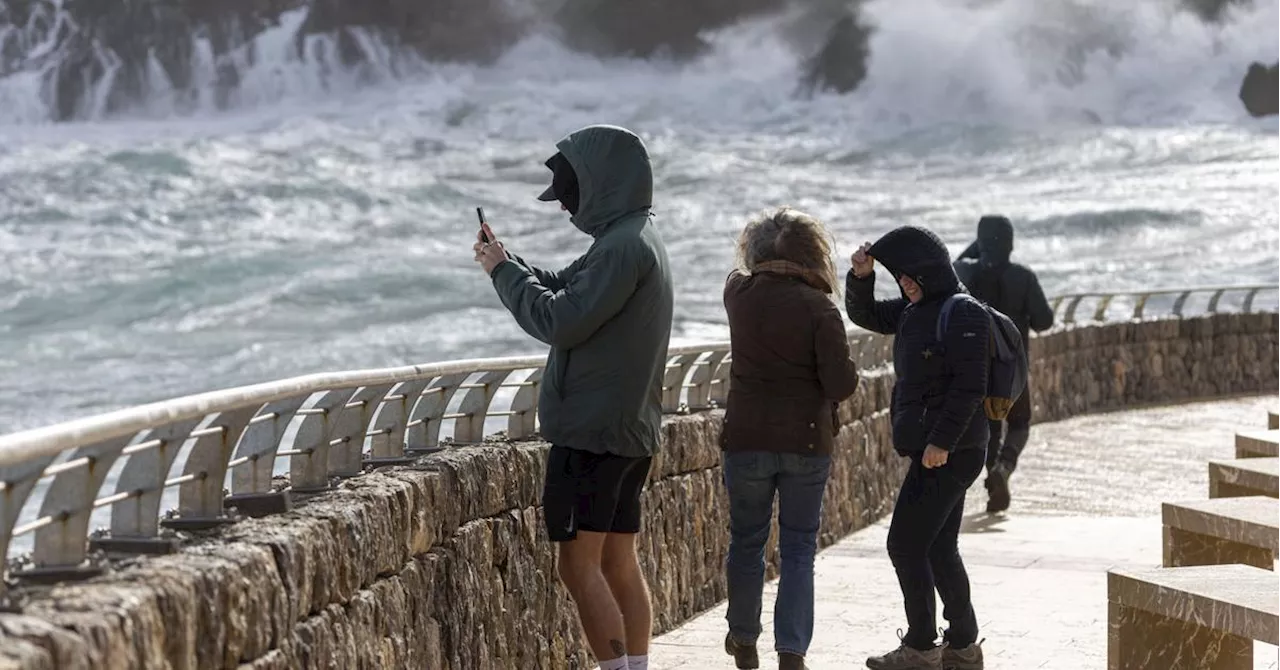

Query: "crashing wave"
left=0, top=0, right=1268, bottom=123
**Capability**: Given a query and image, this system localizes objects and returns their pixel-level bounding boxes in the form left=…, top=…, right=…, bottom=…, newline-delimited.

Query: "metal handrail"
left=1050, top=284, right=1277, bottom=325
left=0, top=332, right=894, bottom=586
left=0, top=283, right=1274, bottom=588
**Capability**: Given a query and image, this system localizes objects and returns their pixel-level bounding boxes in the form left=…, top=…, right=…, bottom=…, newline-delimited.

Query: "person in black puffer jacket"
left=846, top=226, right=989, bottom=670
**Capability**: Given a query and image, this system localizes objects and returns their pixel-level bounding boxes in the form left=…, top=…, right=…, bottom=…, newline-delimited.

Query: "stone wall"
left=1029, top=314, right=1278, bottom=423
left=0, top=313, right=1275, bottom=670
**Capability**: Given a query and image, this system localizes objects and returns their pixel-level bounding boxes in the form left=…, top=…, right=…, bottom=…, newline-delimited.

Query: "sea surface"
left=1, top=0, right=1277, bottom=434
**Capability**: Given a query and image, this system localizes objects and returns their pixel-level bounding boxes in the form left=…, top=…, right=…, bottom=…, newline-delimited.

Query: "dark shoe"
left=866, top=631, right=941, bottom=670
left=725, top=633, right=760, bottom=669
left=778, top=652, right=808, bottom=670
left=984, top=464, right=1010, bottom=513
left=941, top=638, right=984, bottom=670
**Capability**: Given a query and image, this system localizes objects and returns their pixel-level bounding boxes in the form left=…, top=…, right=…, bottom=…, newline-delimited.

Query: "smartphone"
left=476, top=207, right=491, bottom=243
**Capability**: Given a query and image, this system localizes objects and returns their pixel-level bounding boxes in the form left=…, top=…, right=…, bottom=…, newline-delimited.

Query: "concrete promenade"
left=650, top=395, right=1280, bottom=670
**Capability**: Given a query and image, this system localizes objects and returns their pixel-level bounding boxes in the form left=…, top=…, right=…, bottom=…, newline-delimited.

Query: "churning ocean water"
left=0, top=0, right=1277, bottom=434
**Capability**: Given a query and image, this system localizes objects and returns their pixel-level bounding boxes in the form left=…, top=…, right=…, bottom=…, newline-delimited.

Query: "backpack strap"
left=935, top=294, right=972, bottom=342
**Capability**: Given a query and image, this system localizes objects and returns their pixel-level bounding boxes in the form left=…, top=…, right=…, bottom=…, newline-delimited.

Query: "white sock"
left=627, top=655, right=649, bottom=670
left=598, top=657, right=628, bottom=670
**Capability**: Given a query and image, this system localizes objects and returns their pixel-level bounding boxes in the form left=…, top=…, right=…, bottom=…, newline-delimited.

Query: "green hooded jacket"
left=490, top=125, right=674, bottom=458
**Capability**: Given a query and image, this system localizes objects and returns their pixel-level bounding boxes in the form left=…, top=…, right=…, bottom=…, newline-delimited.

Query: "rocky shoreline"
left=0, top=0, right=1269, bottom=122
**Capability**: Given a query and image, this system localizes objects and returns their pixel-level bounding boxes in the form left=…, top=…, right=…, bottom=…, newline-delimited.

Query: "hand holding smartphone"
left=476, top=207, right=492, bottom=243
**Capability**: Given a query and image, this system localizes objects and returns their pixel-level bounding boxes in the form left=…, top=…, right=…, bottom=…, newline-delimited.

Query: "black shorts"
left=542, top=445, right=653, bottom=542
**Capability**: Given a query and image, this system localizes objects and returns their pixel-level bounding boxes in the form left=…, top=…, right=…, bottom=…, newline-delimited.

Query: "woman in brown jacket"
left=720, top=207, right=861, bottom=670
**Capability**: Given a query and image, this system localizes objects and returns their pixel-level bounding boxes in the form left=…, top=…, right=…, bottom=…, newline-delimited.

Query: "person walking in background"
left=845, top=226, right=988, bottom=670
left=720, top=207, right=860, bottom=670
left=473, top=124, right=673, bottom=670
left=953, top=215, right=1054, bottom=513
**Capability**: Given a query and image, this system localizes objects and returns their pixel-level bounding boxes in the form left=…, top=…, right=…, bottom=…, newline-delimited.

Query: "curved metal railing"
left=0, top=334, right=896, bottom=590
left=1050, top=284, right=1278, bottom=325
left=0, top=284, right=1273, bottom=595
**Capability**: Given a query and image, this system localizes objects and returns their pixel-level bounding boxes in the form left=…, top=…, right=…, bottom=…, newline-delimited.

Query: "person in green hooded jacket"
left=474, top=124, right=674, bottom=670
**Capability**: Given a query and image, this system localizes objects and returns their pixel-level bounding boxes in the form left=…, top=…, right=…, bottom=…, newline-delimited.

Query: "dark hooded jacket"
left=490, top=125, right=674, bottom=458
left=844, top=226, right=990, bottom=455
left=953, top=216, right=1054, bottom=343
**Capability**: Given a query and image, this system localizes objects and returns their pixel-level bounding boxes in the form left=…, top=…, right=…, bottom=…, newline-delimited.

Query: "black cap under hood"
left=867, top=225, right=962, bottom=303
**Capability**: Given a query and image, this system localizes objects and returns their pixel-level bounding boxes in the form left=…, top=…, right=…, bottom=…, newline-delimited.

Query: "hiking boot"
left=865, top=632, right=941, bottom=670
left=725, top=633, right=760, bottom=669
left=941, top=638, right=984, bottom=670
left=984, top=464, right=1010, bottom=513
left=778, top=652, right=808, bottom=670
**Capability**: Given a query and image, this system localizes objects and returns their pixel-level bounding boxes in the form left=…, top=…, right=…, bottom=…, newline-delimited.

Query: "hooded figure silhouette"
left=953, top=214, right=1054, bottom=513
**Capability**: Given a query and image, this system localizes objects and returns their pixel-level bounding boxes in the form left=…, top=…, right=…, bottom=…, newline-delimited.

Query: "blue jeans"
left=723, top=451, right=832, bottom=656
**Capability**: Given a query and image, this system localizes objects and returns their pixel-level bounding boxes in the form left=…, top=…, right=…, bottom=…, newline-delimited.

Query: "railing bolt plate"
left=88, top=535, right=182, bottom=556
left=223, top=491, right=292, bottom=518
left=10, top=560, right=106, bottom=586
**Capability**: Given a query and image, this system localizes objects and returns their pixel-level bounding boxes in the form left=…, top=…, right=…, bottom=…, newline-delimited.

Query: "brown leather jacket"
left=721, top=267, right=861, bottom=456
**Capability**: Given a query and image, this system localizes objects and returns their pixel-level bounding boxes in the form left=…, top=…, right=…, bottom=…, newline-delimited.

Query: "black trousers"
left=887, top=447, right=985, bottom=650
left=986, top=390, right=1032, bottom=473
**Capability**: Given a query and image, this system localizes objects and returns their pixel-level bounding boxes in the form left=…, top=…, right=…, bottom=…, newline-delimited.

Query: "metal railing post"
left=662, top=353, right=697, bottom=412
left=454, top=370, right=512, bottom=444
left=407, top=374, right=466, bottom=451
left=1134, top=293, right=1151, bottom=320
left=367, top=380, right=432, bottom=466
left=1092, top=295, right=1114, bottom=322
left=1207, top=289, right=1226, bottom=314
left=1063, top=295, right=1086, bottom=325
left=1172, top=291, right=1192, bottom=317
left=331, top=384, right=394, bottom=473
left=163, top=406, right=258, bottom=530
left=290, top=388, right=359, bottom=493
left=506, top=369, right=542, bottom=440
left=0, top=455, right=61, bottom=574
left=19, top=436, right=131, bottom=581
left=225, top=397, right=308, bottom=517
left=686, top=350, right=729, bottom=410
left=93, top=419, right=204, bottom=554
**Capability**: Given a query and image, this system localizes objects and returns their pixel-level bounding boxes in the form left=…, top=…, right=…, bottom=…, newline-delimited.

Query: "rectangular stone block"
left=1235, top=429, right=1279, bottom=458
left=1107, top=601, right=1252, bottom=670
left=1161, top=497, right=1278, bottom=570
left=1107, top=564, right=1279, bottom=670
left=1208, top=457, right=1279, bottom=499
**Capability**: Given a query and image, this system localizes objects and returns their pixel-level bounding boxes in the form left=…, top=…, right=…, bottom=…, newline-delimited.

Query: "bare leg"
left=601, top=531, right=653, bottom=656
left=558, top=530, right=629, bottom=662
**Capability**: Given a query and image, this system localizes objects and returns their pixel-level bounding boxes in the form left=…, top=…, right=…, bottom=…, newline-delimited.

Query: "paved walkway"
left=651, top=395, right=1280, bottom=670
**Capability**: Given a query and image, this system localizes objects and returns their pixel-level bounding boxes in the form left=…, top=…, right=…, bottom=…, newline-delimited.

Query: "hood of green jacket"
left=554, top=125, right=654, bottom=236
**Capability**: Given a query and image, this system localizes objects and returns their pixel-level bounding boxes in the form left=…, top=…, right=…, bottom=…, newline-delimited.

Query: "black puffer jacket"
left=953, top=215, right=1054, bottom=343
left=845, top=226, right=990, bottom=455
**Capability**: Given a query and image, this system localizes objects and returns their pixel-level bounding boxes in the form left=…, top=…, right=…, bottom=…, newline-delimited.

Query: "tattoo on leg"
left=609, top=639, right=626, bottom=658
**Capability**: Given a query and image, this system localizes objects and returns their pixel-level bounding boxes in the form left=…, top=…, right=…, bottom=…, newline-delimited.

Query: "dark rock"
left=1181, top=0, right=1246, bottom=22
left=552, top=0, right=785, bottom=60
left=0, top=0, right=520, bottom=121
left=799, top=9, right=872, bottom=95
left=1238, top=61, right=1278, bottom=118
left=0, top=0, right=307, bottom=120
left=298, top=0, right=522, bottom=66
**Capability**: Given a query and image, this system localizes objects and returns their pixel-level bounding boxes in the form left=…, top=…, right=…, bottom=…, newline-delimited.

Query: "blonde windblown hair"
left=735, top=207, right=840, bottom=296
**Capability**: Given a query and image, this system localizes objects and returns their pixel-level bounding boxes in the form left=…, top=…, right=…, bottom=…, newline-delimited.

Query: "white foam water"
left=0, top=0, right=1276, bottom=433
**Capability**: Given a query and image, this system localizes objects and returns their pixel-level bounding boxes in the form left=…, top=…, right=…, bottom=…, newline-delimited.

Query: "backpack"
left=935, top=294, right=1029, bottom=421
